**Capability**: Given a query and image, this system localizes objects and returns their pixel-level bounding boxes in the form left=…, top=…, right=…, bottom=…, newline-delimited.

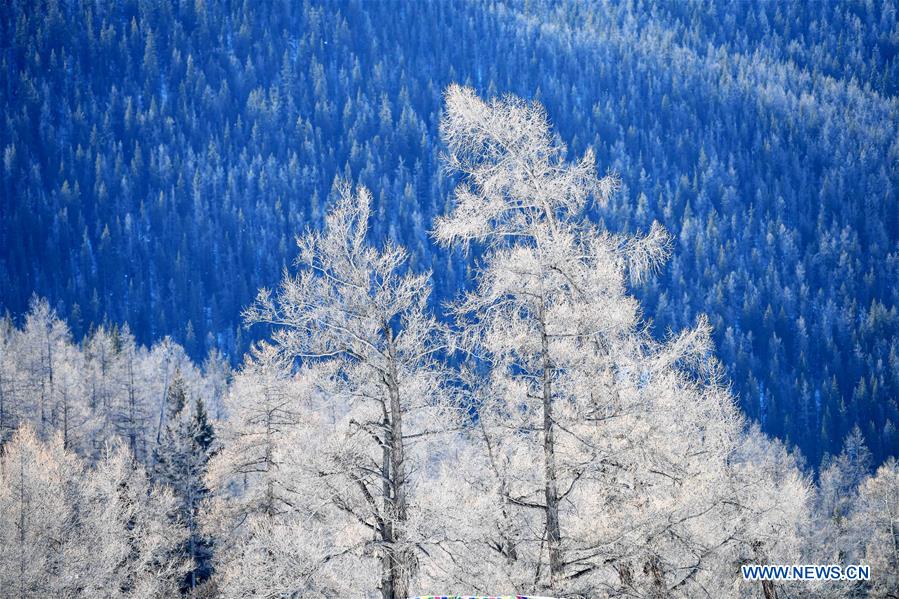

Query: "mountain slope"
left=1, top=0, right=897, bottom=466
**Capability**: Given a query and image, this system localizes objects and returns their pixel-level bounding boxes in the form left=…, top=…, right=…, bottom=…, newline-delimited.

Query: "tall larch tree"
left=433, top=85, right=809, bottom=597
left=241, top=183, right=458, bottom=598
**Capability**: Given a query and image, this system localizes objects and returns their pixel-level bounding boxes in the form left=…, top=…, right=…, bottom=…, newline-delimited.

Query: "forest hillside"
left=1, top=0, right=897, bottom=498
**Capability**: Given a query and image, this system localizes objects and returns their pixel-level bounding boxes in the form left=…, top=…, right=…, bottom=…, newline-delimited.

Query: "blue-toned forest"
left=2, top=0, right=896, bottom=468
left=2, top=1, right=899, bottom=597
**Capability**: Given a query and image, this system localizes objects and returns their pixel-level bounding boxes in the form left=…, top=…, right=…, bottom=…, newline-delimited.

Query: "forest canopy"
left=2, top=0, right=897, bottom=469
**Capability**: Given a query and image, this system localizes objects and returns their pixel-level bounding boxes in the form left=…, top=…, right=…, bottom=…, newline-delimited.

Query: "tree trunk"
left=539, top=307, right=563, bottom=588
left=645, top=554, right=667, bottom=598
left=61, top=390, right=68, bottom=450
left=127, top=354, right=138, bottom=456
left=18, top=449, right=27, bottom=599
left=889, top=509, right=898, bottom=594
left=380, top=438, right=395, bottom=599
left=0, top=371, right=7, bottom=445
left=382, top=326, right=410, bottom=599
left=752, top=541, right=777, bottom=599
left=155, top=365, right=170, bottom=446
left=480, top=422, right=518, bottom=562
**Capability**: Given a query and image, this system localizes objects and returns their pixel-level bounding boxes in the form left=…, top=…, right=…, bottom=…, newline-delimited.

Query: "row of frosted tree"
left=2, top=88, right=898, bottom=598
left=1, top=0, right=897, bottom=469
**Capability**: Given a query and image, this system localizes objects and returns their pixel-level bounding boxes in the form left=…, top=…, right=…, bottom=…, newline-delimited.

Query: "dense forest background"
left=1, top=0, right=897, bottom=469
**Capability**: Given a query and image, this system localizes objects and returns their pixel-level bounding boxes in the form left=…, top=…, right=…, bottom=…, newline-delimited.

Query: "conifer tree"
left=432, top=85, right=809, bottom=597
left=0, top=426, right=189, bottom=597
left=238, top=182, right=458, bottom=599
left=152, top=369, right=217, bottom=590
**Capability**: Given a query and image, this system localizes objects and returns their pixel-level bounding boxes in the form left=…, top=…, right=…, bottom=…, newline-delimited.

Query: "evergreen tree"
left=152, top=369, right=216, bottom=590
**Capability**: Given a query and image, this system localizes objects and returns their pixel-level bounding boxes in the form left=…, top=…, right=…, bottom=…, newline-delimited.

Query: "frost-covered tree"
left=205, top=344, right=357, bottom=597
left=816, top=426, right=873, bottom=560
left=0, top=426, right=81, bottom=597
left=52, top=343, right=89, bottom=451
left=0, top=426, right=188, bottom=597
left=432, top=85, right=808, bottom=597
left=0, top=298, right=222, bottom=467
left=77, top=442, right=191, bottom=597
left=202, top=348, right=232, bottom=421
left=153, top=370, right=190, bottom=469
left=0, top=313, right=22, bottom=445
left=725, top=426, right=812, bottom=599
left=206, top=344, right=305, bottom=526
left=849, top=458, right=899, bottom=598
left=436, top=82, right=634, bottom=590
left=0, top=301, right=217, bottom=462
left=2, top=299, right=96, bottom=453
left=106, top=325, right=154, bottom=462
left=236, top=183, right=458, bottom=598
left=16, top=297, right=77, bottom=439
left=82, top=325, right=124, bottom=438
left=809, top=428, right=881, bottom=598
